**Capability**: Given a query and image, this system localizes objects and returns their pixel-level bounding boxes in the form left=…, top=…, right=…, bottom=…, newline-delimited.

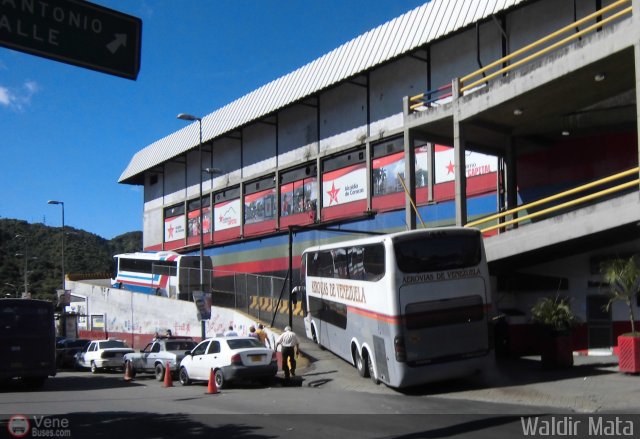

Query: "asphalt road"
left=0, top=366, right=574, bottom=439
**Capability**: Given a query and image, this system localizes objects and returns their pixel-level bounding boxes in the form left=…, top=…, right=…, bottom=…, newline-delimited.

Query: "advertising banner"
left=322, top=163, right=367, bottom=207
left=164, top=214, right=185, bottom=242
left=435, top=145, right=497, bottom=184
left=214, top=199, right=241, bottom=231
left=187, top=207, right=211, bottom=237
left=244, top=188, right=276, bottom=224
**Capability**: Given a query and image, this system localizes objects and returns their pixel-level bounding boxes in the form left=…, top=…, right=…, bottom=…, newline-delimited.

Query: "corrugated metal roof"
left=120, top=0, right=526, bottom=184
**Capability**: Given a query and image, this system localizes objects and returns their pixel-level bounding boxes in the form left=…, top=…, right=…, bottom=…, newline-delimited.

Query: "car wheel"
left=214, top=369, right=225, bottom=389
left=154, top=363, right=165, bottom=381
left=179, top=367, right=191, bottom=386
left=90, top=361, right=99, bottom=374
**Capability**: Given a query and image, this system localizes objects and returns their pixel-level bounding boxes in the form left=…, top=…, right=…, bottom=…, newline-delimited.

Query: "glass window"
left=192, top=341, right=209, bottom=356
left=394, top=230, right=481, bottom=273
left=207, top=341, right=220, bottom=354
left=226, top=338, right=264, bottom=350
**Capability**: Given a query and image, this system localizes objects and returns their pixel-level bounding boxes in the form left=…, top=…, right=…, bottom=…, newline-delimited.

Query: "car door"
left=201, top=340, right=222, bottom=378
left=145, top=342, right=161, bottom=370
left=138, top=343, right=153, bottom=370
left=81, top=342, right=97, bottom=367
left=188, top=340, right=210, bottom=380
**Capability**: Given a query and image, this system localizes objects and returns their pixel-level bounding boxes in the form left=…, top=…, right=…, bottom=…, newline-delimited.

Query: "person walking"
left=274, top=326, right=299, bottom=380
left=255, top=323, right=271, bottom=348
left=248, top=325, right=259, bottom=339
left=223, top=325, right=238, bottom=336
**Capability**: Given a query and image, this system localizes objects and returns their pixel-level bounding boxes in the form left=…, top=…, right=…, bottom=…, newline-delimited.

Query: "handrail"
left=461, top=4, right=632, bottom=93
left=397, top=173, right=426, bottom=228
left=465, top=167, right=640, bottom=233
left=406, top=0, right=632, bottom=113
left=460, top=0, right=631, bottom=87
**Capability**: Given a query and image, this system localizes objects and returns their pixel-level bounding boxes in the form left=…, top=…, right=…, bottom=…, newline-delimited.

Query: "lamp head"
left=177, top=113, right=201, bottom=122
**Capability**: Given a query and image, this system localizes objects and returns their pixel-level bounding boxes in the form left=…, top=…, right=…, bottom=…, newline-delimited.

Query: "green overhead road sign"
left=0, top=0, right=141, bottom=80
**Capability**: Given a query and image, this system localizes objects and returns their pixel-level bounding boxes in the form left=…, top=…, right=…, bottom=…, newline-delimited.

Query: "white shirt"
left=224, top=330, right=238, bottom=336
left=276, top=330, right=299, bottom=347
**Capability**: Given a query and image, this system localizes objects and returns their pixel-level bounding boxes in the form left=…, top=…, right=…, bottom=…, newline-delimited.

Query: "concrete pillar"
left=506, top=139, right=518, bottom=212
left=636, top=41, right=640, bottom=184
left=403, top=128, right=417, bottom=230
left=452, top=78, right=467, bottom=226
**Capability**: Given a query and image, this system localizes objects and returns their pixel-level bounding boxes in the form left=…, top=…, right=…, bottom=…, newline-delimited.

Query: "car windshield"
left=165, top=341, right=196, bottom=351
left=226, top=338, right=263, bottom=350
left=98, top=340, right=127, bottom=349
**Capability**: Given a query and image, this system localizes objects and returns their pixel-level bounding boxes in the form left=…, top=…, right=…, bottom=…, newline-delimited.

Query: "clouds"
left=0, top=80, right=40, bottom=111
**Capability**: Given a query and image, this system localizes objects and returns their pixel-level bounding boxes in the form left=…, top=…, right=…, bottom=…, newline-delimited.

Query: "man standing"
left=255, top=323, right=271, bottom=348
left=274, top=326, right=299, bottom=380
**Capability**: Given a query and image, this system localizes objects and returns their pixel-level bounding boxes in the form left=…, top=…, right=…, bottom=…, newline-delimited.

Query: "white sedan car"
left=75, top=339, right=134, bottom=373
left=179, top=336, right=278, bottom=388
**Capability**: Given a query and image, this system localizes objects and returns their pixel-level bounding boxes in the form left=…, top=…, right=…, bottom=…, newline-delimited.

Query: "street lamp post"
left=177, top=113, right=206, bottom=340
left=14, top=234, right=29, bottom=297
left=48, top=200, right=65, bottom=336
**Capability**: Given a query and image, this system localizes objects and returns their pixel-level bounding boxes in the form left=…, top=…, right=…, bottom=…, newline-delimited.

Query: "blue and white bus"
left=299, top=227, right=492, bottom=388
left=111, top=252, right=212, bottom=300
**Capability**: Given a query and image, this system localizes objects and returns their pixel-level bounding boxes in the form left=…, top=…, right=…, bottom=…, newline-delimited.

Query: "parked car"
left=74, top=339, right=134, bottom=373
left=56, top=338, right=90, bottom=368
left=179, top=336, right=278, bottom=388
left=123, top=337, right=196, bottom=381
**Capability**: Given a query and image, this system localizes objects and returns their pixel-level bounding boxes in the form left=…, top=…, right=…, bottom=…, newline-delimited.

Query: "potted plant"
left=531, top=296, right=577, bottom=368
left=601, top=255, right=640, bottom=373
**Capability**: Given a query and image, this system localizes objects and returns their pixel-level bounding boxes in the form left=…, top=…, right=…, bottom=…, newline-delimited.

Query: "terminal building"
left=119, top=0, right=640, bottom=354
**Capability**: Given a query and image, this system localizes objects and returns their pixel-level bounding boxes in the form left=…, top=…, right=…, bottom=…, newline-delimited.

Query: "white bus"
left=299, top=227, right=492, bottom=388
left=111, top=252, right=212, bottom=300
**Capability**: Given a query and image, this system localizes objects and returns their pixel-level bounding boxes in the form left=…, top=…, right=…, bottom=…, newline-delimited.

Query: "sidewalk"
left=294, top=336, right=640, bottom=413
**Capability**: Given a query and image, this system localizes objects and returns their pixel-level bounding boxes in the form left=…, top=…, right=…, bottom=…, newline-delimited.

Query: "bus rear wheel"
left=364, top=351, right=379, bottom=385
left=355, top=349, right=368, bottom=378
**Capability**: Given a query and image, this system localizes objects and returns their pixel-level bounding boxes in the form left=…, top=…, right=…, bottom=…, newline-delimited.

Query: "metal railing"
left=408, top=0, right=632, bottom=113
left=465, top=167, right=639, bottom=234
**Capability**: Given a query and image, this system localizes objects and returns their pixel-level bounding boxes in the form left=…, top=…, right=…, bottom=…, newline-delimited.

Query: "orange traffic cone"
left=162, top=361, right=173, bottom=388
left=206, top=368, right=219, bottom=394
left=123, top=361, right=134, bottom=382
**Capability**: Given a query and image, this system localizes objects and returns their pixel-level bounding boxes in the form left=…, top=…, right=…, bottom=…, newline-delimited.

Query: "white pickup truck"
left=123, top=337, right=197, bottom=381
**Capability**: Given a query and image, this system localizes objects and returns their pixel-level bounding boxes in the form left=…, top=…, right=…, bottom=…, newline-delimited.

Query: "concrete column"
left=452, top=78, right=467, bottom=226
left=403, top=128, right=417, bottom=230
left=506, top=139, right=518, bottom=212
left=636, top=42, right=640, bottom=185
left=426, top=142, right=435, bottom=203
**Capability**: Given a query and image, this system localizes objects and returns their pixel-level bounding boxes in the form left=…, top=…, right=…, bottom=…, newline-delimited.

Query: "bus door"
left=399, top=277, right=489, bottom=363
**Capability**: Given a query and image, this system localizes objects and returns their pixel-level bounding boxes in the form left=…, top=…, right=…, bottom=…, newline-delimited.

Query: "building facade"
left=120, top=0, right=640, bottom=353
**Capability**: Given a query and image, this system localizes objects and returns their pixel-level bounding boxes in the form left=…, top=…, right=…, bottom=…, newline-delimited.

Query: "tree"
left=601, top=255, right=640, bottom=335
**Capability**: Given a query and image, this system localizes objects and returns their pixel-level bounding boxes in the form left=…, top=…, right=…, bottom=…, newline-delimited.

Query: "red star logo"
left=327, top=182, right=340, bottom=205
left=167, top=224, right=174, bottom=238
left=446, top=161, right=455, bottom=175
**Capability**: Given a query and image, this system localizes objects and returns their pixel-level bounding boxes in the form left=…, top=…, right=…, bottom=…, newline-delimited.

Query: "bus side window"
left=363, top=244, right=385, bottom=281
left=348, top=246, right=365, bottom=280
left=333, top=248, right=349, bottom=279
left=318, top=251, right=335, bottom=278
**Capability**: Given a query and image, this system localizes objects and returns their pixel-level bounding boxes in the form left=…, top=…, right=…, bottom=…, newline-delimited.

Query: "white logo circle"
left=7, top=414, right=30, bottom=438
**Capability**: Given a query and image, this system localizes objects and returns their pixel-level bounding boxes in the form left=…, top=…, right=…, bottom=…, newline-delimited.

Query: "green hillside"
left=0, top=218, right=142, bottom=300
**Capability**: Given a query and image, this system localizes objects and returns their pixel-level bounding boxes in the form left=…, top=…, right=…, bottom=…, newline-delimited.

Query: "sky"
left=0, top=0, right=427, bottom=240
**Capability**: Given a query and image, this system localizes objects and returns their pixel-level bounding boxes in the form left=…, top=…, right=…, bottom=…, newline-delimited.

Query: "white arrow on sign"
left=106, top=34, right=127, bottom=54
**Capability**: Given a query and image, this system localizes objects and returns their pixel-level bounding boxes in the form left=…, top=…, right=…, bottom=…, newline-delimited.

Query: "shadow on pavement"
left=0, top=374, right=146, bottom=393
left=399, top=356, right=619, bottom=396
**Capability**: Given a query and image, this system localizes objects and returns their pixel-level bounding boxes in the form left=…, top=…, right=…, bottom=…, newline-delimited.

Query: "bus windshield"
left=393, top=232, right=481, bottom=273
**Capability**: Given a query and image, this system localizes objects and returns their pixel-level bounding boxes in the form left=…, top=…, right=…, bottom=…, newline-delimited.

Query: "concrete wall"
left=69, top=281, right=279, bottom=349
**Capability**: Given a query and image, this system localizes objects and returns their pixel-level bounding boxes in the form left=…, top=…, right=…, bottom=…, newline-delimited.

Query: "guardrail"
left=465, top=167, right=639, bottom=234
left=407, top=0, right=632, bottom=113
